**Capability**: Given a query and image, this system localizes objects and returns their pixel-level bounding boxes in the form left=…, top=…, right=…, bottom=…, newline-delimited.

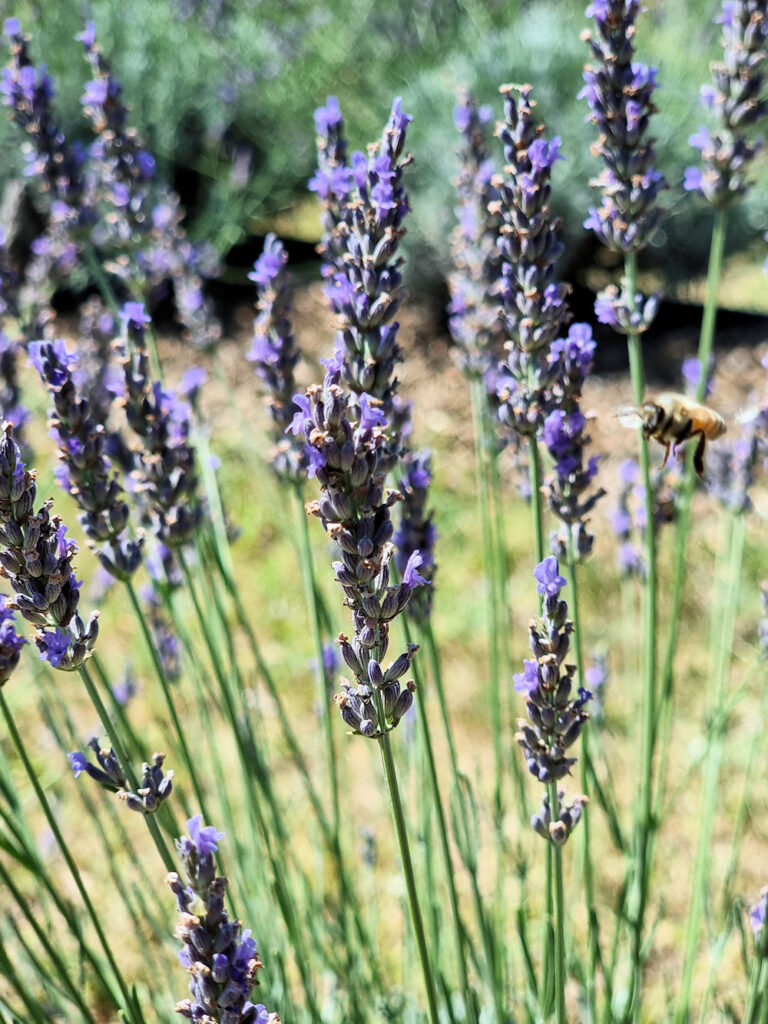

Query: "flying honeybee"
left=618, top=392, right=727, bottom=479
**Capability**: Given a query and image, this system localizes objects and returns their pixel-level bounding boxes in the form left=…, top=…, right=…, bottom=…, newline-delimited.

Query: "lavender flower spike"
left=515, top=556, right=589, bottom=844
left=685, top=1, right=768, bottom=206
left=493, top=84, right=569, bottom=441
left=291, top=362, right=425, bottom=738
left=29, top=338, right=143, bottom=581
left=169, top=816, right=280, bottom=1024
left=118, top=302, right=203, bottom=547
left=247, top=233, right=305, bottom=480
left=447, top=90, right=504, bottom=380
left=0, top=423, right=98, bottom=670
left=308, top=96, right=351, bottom=283
left=321, top=98, right=412, bottom=442
left=394, top=449, right=438, bottom=622
left=582, top=0, right=668, bottom=331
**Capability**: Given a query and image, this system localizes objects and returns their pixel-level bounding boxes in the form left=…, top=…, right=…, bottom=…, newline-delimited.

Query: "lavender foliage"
left=685, top=1, right=768, bottom=206
left=290, top=364, right=425, bottom=738
left=514, top=557, right=589, bottom=843
left=247, top=233, right=305, bottom=480
left=0, top=423, right=98, bottom=669
left=169, top=816, right=279, bottom=1024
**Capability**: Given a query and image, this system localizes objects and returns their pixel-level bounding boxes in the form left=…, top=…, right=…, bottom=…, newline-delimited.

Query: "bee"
left=618, top=392, right=727, bottom=479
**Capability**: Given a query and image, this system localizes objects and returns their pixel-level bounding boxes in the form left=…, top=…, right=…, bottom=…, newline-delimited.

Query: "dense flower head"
left=0, top=423, right=99, bottom=669
left=1, top=20, right=86, bottom=211
left=594, top=280, right=660, bottom=335
left=447, top=89, right=504, bottom=380
left=581, top=0, right=667, bottom=253
left=515, top=557, right=589, bottom=843
left=292, top=366, right=424, bottom=738
left=0, top=594, right=25, bottom=685
left=309, top=95, right=352, bottom=282
left=394, top=449, right=437, bottom=622
left=311, top=98, right=412, bottom=448
left=169, top=817, right=279, bottom=1024
left=31, top=338, right=143, bottom=580
left=492, top=84, right=571, bottom=442
left=247, top=234, right=305, bottom=479
left=118, top=303, right=203, bottom=547
left=684, top=1, right=768, bottom=206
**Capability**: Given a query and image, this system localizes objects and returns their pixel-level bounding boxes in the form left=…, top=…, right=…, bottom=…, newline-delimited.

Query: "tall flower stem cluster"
left=291, top=361, right=439, bottom=1024
left=659, top=0, right=768, bottom=834
left=515, top=557, right=589, bottom=1024
left=582, top=2, right=667, bottom=1006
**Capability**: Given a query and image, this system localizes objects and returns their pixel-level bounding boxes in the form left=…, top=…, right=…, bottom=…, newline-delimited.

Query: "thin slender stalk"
left=566, top=538, right=599, bottom=1024
left=0, top=688, right=139, bottom=1024
left=82, top=243, right=119, bottom=318
left=293, top=485, right=341, bottom=841
left=623, top=249, right=658, bottom=1021
left=470, top=375, right=504, bottom=825
left=549, top=784, right=567, bottom=1024
left=377, top=722, right=440, bottom=1024
left=654, top=207, right=727, bottom=807
left=407, top=629, right=481, bottom=1024
left=527, top=435, right=545, bottom=566
left=675, top=510, right=745, bottom=1024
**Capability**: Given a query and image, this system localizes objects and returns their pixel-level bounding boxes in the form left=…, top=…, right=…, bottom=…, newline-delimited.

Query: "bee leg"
left=661, top=443, right=671, bottom=467
left=693, top=432, right=706, bottom=479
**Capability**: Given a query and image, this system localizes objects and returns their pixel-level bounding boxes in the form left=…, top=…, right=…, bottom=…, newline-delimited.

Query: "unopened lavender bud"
left=392, top=682, right=415, bottom=724
left=367, top=659, right=384, bottom=687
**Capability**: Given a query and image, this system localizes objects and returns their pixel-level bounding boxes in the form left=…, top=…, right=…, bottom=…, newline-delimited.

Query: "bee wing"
left=617, top=405, right=644, bottom=430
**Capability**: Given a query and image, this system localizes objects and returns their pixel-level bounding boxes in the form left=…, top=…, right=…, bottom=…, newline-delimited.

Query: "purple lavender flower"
left=316, top=99, right=412, bottom=443
left=492, top=85, right=569, bottom=440
left=582, top=0, right=666, bottom=336
left=682, top=354, right=715, bottom=398
left=684, top=1, right=768, bottom=206
left=447, top=90, right=504, bottom=380
left=707, top=379, right=768, bottom=512
left=581, top=1, right=667, bottom=253
left=118, top=302, right=203, bottom=547
left=544, top=322, right=605, bottom=560
left=292, top=366, right=423, bottom=738
left=515, top=557, right=589, bottom=844
left=309, top=95, right=352, bottom=283
left=30, top=337, right=143, bottom=581
left=139, top=583, right=182, bottom=681
left=751, top=888, right=767, bottom=938
left=0, top=424, right=98, bottom=670
left=2, top=20, right=86, bottom=211
left=0, top=595, right=25, bottom=685
left=169, top=816, right=279, bottom=1024
left=394, top=449, right=437, bottom=623
left=247, top=234, right=305, bottom=480
left=68, top=736, right=171, bottom=814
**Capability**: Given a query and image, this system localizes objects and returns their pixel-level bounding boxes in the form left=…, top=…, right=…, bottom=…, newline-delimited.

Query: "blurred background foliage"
left=2, top=0, right=768, bottom=305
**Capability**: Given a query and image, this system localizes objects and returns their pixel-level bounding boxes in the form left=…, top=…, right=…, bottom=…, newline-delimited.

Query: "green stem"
left=0, top=688, right=140, bottom=1024
left=674, top=511, right=745, bottom=1024
left=377, top=725, right=440, bottom=1024
left=566, top=539, right=598, bottom=1024
left=82, top=243, right=119, bottom=318
left=549, top=785, right=567, bottom=1024
left=408, top=628, right=481, bottom=1024
left=654, top=208, right=727, bottom=813
left=293, top=485, right=341, bottom=841
left=527, top=435, right=545, bottom=566
left=470, top=375, right=503, bottom=826
left=623, top=249, right=658, bottom=1020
